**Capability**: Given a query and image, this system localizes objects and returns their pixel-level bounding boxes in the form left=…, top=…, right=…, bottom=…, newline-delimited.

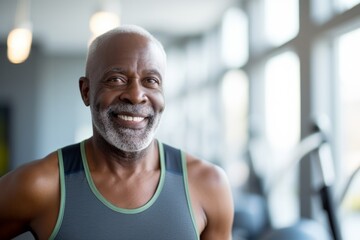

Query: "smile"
left=117, top=115, right=145, bottom=122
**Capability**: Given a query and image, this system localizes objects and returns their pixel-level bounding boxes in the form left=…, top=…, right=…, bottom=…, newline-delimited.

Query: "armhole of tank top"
left=48, top=148, right=66, bottom=240
left=181, top=151, right=200, bottom=240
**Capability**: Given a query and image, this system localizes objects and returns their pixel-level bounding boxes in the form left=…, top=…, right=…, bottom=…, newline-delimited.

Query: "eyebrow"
left=104, top=67, right=126, bottom=75
left=145, top=69, right=162, bottom=80
left=105, top=67, right=162, bottom=78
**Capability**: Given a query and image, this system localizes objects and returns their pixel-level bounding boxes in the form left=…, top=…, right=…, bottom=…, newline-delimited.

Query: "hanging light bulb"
left=88, top=0, right=121, bottom=45
left=7, top=23, right=32, bottom=64
left=89, top=11, right=120, bottom=36
left=7, top=0, right=33, bottom=64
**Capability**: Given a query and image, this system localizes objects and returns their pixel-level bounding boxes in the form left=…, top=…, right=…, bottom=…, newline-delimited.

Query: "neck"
left=86, top=134, right=158, bottom=170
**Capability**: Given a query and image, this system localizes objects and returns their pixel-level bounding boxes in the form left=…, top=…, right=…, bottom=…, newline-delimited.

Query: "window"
left=335, top=0, right=360, bottom=12
left=221, top=69, right=249, bottom=187
left=264, top=51, right=301, bottom=226
left=264, top=0, right=299, bottom=46
left=337, top=27, right=360, bottom=240
left=221, top=7, right=248, bottom=68
left=337, top=28, right=360, bottom=177
left=265, top=51, right=300, bottom=151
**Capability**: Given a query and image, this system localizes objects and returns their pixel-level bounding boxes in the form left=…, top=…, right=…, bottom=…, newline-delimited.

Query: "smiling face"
left=80, top=29, right=166, bottom=152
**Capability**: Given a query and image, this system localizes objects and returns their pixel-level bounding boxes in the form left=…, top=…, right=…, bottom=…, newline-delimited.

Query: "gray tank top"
left=50, top=141, right=199, bottom=240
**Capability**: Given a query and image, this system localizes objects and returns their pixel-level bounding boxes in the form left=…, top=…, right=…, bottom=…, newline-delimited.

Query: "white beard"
left=92, top=103, right=161, bottom=152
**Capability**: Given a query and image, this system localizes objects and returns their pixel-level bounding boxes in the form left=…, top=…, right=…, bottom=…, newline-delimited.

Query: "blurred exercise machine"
left=233, top=117, right=342, bottom=240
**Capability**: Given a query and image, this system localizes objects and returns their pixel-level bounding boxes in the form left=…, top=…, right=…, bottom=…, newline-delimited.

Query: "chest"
left=50, top=142, right=200, bottom=239
left=54, top=171, right=198, bottom=240
left=90, top=170, right=161, bottom=209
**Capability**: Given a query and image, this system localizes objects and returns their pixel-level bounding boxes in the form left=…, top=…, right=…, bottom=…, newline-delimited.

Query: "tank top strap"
left=162, top=143, right=183, bottom=175
left=61, top=143, right=84, bottom=175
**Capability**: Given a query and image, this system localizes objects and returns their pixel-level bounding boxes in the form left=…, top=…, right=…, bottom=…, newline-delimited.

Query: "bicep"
left=1, top=156, right=60, bottom=239
left=0, top=159, right=57, bottom=237
left=0, top=171, right=33, bottom=238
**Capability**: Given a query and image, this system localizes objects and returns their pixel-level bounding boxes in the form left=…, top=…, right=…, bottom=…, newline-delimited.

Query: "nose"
left=119, top=80, right=147, bottom=104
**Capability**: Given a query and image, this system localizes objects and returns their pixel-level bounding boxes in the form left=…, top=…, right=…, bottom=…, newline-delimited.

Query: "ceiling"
left=0, top=0, right=238, bottom=54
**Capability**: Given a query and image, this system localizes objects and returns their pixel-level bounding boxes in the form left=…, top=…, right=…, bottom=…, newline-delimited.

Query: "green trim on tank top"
left=81, top=140, right=166, bottom=214
left=181, top=151, right=200, bottom=239
left=49, top=149, right=66, bottom=240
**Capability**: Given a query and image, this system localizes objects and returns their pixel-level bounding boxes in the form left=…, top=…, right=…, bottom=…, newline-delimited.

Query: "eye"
left=106, top=75, right=127, bottom=85
left=143, top=77, right=161, bottom=87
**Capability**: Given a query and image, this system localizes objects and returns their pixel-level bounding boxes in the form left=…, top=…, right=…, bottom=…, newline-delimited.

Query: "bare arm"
left=0, top=165, right=37, bottom=238
left=188, top=157, right=234, bottom=240
left=200, top=165, right=234, bottom=240
left=0, top=154, right=59, bottom=240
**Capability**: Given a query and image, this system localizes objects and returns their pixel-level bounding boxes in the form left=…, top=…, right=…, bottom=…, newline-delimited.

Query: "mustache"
left=107, top=103, right=155, bottom=116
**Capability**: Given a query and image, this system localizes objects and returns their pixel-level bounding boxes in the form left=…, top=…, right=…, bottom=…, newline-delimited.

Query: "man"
left=0, top=25, right=234, bottom=239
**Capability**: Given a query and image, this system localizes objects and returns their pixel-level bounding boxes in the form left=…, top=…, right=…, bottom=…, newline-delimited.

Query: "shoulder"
left=185, top=153, right=230, bottom=194
left=0, top=151, right=60, bottom=223
left=6, top=151, right=59, bottom=192
left=184, top=153, right=234, bottom=239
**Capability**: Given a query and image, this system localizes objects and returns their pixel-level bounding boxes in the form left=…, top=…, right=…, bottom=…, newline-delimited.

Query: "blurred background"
left=1, top=0, right=360, bottom=239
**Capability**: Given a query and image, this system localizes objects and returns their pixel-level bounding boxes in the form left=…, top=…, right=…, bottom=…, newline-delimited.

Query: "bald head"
left=85, top=25, right=166, bottom=78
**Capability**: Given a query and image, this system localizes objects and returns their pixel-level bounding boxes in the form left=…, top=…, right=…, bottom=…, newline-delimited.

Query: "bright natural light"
left=221, top=69, right=249, bottom=188
left=265, top=51, right=300, bottom=151
left=264, top=0, right=299, bottom=46
left=221, top=69, right=249, bottom=148
left=264, top=51, right=301, bottom=227
left=221, top=7, right=248, bottom=68
left=338, top=28, right=360, bottom=175
left=337, top=27, right=360, bottom=240
left=338, top=29, right=360, bottom=104
left=335, top=0, right=360, bottom=11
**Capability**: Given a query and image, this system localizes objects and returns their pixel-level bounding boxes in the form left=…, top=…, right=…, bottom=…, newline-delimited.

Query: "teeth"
left=118, top=115, right=144, bottom=122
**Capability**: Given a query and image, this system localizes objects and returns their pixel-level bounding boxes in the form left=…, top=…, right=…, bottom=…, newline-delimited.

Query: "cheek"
left=152, top=92, right=165, bottom=113
left=91, top=88, right=116, bottom=110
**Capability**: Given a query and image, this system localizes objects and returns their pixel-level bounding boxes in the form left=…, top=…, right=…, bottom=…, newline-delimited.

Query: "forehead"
left=102, top=34, right=163, bottom=66
left=86, top=33, right=166, bottom=80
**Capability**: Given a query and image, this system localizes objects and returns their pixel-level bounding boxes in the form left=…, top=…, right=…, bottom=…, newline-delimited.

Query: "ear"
left=79, top=77, right=90, bottom=106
